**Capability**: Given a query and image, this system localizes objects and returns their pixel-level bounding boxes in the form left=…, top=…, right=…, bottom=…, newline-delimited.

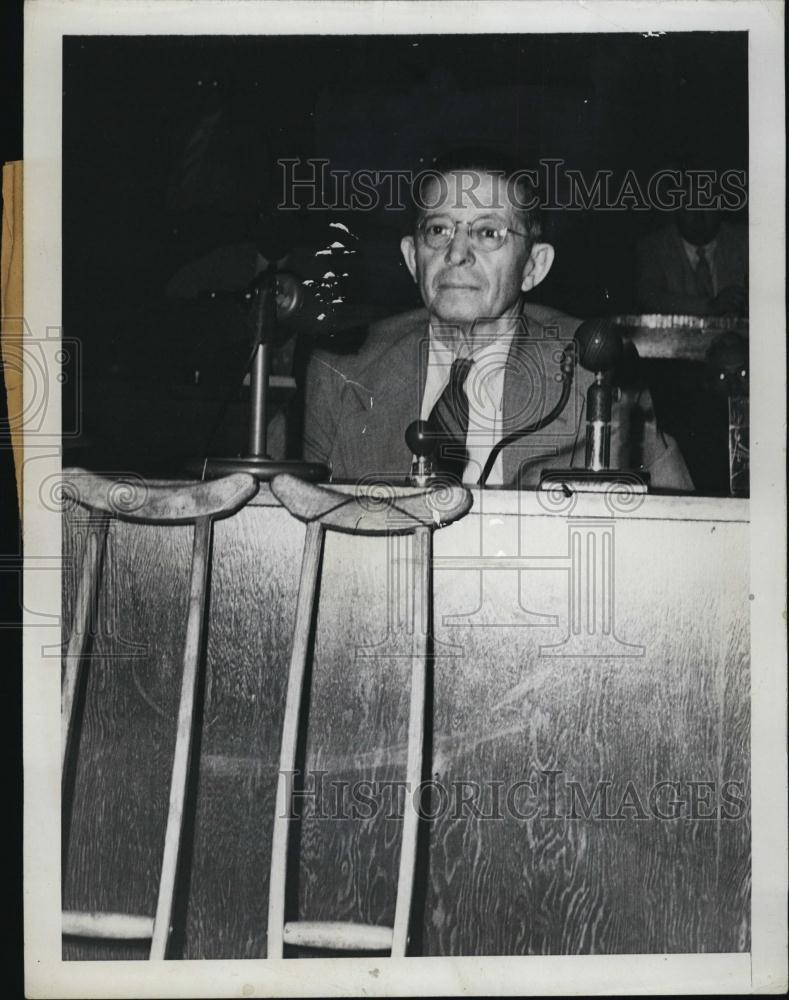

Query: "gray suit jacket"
left=303, top=302, right=693, bottom=490
left=635, top=222, right=748, bottom=315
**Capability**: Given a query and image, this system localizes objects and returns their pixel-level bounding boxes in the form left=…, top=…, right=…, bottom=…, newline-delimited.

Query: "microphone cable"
left=477, top=343, right=576, bottom=487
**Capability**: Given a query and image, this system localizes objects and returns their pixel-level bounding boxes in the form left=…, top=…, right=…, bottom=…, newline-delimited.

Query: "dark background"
left=62, top=32, right=748, bottom=481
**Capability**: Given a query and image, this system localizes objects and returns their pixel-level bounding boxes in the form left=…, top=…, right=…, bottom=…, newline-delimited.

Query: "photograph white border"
left=22, top=1, right=786, bottom=996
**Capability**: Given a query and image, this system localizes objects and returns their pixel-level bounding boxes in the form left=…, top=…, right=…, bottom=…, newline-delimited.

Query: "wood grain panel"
left=182, top=506, right=303, bottom=959
left=62, top=518, right=192, bottom=960
left=62, top=494, right=750, bottom=958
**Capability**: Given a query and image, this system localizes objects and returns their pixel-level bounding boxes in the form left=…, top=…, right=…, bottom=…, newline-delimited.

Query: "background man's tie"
left=428, top=356, right=473, bottom=481
left=695, top=246, right=714, bottom=300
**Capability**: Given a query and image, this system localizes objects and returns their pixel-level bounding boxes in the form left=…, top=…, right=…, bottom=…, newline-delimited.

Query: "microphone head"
left=705, top=332, right=748, bottom=396
left=275, top=272, right=304, bottom=319
left=405, top=420, right=437, bottom=457
left=574, top=317, right=623, bottom=373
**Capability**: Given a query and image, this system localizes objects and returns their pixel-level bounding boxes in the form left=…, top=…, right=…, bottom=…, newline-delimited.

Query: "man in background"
left=635, top=203, right=748, bottom=316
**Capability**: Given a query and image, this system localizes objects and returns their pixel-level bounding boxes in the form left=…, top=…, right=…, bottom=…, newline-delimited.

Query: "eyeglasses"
left=417, top=217, right=530, bottom=253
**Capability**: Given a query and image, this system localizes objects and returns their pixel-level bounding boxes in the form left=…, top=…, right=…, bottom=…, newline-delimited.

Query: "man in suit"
left=303, top=150, right=693, bottom=490
left=633, top=204, right=748, bottom=493
left=635, top=207, right=748, bottom=316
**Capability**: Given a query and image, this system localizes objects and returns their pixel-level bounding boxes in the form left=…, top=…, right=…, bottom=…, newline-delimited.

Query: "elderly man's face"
left=400, top=171, right=554, bottom=333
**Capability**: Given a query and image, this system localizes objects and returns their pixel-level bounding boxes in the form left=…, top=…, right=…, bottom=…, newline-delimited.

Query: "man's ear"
left=400, top=235, right=418, bottom=283
left=521, top=242, right=555, bottom=292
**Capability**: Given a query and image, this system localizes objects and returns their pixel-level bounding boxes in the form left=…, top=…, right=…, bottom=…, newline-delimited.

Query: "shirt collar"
left=682, top=235, right=718, bottom=259
left=428, top=316, right=520, bottom=360
left=428, top=318, right=518, bottom=411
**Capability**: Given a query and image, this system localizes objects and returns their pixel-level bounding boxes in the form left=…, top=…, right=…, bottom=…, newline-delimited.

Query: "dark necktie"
left=427, top=357, right=473, bottom=481
left=695, top=246, right=714, bottom=300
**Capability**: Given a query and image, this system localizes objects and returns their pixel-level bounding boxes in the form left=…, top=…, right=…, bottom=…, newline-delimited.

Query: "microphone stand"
left=539, top=318, right=650, bottom=495
left=187, top=263, right=329, bottom=482
left=704, top=331, right=749, bottom=497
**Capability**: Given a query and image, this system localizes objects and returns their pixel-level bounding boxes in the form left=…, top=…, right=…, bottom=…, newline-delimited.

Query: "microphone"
left=404, top=338, right=577, bottom=488
left=704, top=332, right=748, bottom=397
left=405, top=419, right=437, bottom=487
left=539, top=317, right=649, bottom=496
left=266, top=269, right=354, bottom=338
left=188, top=257, right=331, bottom=482
left=574, top=317, right=623, bottom=472
left=574, top=315, right=623, bottom=373
left=193, top=270, right=306, bottom=312
left=405, top=319, right=626, bottom=490
left=705, top=332, right=749, bottom=497
left=246, top=267, right=338, bottom=359
left=273, top=272, right=306, bottom=320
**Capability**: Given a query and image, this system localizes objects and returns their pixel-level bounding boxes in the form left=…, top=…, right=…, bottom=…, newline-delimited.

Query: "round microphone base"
left=185, top=456, right=330, bottom=482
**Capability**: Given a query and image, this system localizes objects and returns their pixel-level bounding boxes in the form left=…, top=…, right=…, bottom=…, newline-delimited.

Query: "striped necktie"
left=428, top=357, right=473, bottom=481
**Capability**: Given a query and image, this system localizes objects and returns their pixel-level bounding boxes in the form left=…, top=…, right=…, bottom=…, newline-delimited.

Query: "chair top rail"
left=60, top=468, right=258, bottom=524
left=270, top=473, right=472, bottom=534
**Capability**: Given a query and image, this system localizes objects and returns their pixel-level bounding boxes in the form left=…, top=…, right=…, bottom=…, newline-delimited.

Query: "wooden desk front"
left=62, top=488, right=750, bottom=958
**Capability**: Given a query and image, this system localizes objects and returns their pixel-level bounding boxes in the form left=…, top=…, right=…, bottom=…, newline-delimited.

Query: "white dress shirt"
left=418, top=322, right=518, bottom=486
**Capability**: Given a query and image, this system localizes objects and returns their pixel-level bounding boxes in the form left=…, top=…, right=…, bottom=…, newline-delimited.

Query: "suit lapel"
left=332, top=305, right=591, bottom=485
left=335, top=317, right=429, bottom=477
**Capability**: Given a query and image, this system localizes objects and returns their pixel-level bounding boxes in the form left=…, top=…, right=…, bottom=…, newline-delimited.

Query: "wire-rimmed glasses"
left=417, top=216, right=530, bottom=252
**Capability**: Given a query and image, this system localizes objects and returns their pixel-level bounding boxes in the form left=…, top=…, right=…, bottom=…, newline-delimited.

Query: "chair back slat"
left=61, top=513, right=108, bottom=781
left=268, top=477, right=472, bottom=958
left=61, top=470, right=257, bottom=959
left=61, top=468, right=258, bottom=524
left=270, top=473, right=473, bottom=535
left=150, top=515, right=213, bottom=959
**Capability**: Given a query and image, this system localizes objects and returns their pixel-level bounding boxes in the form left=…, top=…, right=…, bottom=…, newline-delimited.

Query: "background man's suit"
left=303, top=301, right=693, bottom=490
left=635, top=221, right=748, bottom=315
